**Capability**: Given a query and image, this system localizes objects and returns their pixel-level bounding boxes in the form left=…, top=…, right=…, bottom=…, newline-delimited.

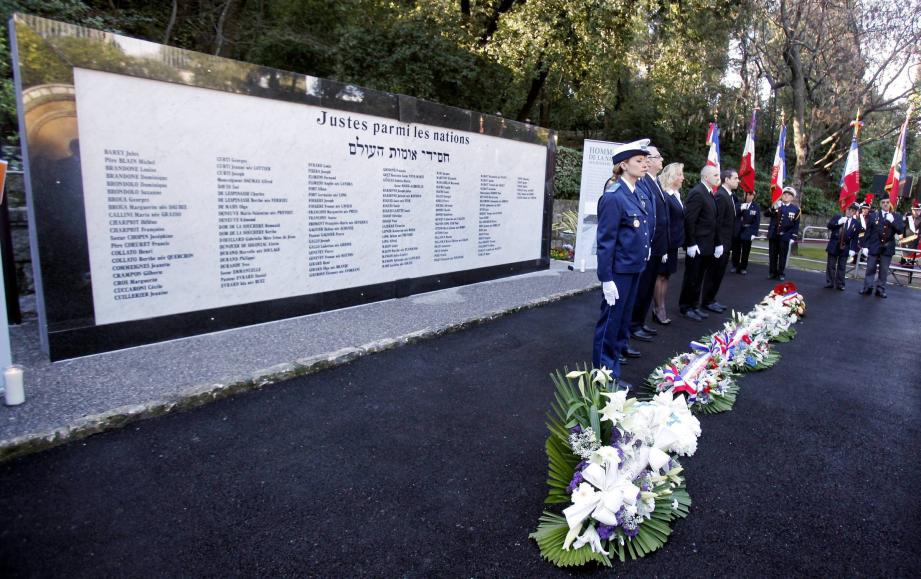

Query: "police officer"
left=899, top=200, right=920, bottom=265
left=766, top=186, right=800, bottom=280
left=825, top=202, right=861, bottom=290
left=730, top=189, right=760, bottom=274
left=860, top=197, right=904, bottom=297
left=593, top=140, right=652, bottom=390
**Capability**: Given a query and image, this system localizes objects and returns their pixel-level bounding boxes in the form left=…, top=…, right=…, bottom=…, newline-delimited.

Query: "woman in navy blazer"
left=651, top=162, right=686, bottom=324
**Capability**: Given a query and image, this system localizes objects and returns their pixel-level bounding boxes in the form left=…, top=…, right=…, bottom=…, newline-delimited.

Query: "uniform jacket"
left=826, top=214, right=862, bottom=256
left=637, top=174, right=659, bottom=242
left=666, top=191, right=685, bottom=251
left=863, top=211, right=904, bottom=256
left=639, top=175, right=670, bottom=256
left=766, top=203, right=800, bottom=242
left=596, top=178, right=652, bottom=280
left=736, top=201, right=761, bottom=242
left=682, top=182, right=719, bottom=255
left=713, top=186, right=737, bottom=249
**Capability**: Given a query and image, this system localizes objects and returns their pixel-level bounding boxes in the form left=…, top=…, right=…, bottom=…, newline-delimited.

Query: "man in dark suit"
left=860, top=197, right=904, bottom=297
left=766, top=186, right=801, bottom=280
left=825, top=202, right=861, bottom=290
left=629, top=146, right=669, bottom=343
left=730, top=189, right=760, bottom=274
left=678, top=165, right=721, bottom=321
left=701, top=169, right=739, bottom=313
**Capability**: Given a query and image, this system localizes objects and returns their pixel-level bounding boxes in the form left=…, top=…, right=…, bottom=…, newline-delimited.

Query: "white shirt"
left=666, top=189, right=682, bottom=208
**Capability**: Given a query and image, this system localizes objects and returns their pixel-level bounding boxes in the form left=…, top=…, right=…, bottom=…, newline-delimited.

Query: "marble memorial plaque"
left=9, top=14, right=554, bottom=359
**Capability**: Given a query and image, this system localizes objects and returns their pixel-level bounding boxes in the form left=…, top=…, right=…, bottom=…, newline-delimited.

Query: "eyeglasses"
left=647, top=155, right=662, bottom=159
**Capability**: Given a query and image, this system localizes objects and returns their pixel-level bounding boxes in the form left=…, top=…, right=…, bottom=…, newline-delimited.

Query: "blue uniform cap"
left=781, top=186, right=797, bottom=198
left=611, top=139, right=651, bottom=165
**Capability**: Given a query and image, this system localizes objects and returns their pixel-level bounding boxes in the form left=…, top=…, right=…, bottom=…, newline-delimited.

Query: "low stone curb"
left=0, top=283, right=598, bottom=463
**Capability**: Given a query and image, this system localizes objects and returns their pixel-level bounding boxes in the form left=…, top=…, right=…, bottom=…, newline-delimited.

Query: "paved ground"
left=0, top=262, right=918, bottom=577
left=0, top=261, right=598, bottom=459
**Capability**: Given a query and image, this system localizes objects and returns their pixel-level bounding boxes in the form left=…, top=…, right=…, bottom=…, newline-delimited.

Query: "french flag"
left=838, top=137, right=860, bottom=211
left=738, top=111, right=757, bottom=194
left=884, top=106, right=912, bottom=205
left=706, top=123, right=721, bottom=188
left=769, top=124, right=787, bottom=204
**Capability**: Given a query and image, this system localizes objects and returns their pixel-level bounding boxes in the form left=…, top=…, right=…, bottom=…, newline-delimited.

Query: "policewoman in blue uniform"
left=593, top=140, right=652, bottom=390
left=765, top=186, right=801, bottom=280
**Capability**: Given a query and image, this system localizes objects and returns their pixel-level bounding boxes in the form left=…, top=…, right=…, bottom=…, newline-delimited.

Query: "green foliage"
left=770, top=327, right=796, bottom=343
left=530, top=512, right=610, bottom=567
left=553, top=146, right=582, bottom=200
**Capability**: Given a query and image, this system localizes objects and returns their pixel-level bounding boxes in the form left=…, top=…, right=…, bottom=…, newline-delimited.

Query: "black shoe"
left=778, top=275, right=785, bottom=281
left=768, top=273, right=777, bottom=279
left=824, top=283, right=834, bottom=288
left=624, top=347, right=642, bottom=358
left=641, top=325, right=658, bottom=336
left=836, top=286, right=845, bottom=291
left=859, top=288, right=872, bottom=295
left=631, top=329, right=655, bottom=342
left=652, top=311, right=672, bottom=325
left=729, top=267, right=738, bottom=274
left=693, top=308, right=710, bottom=319
left=705, top=302, right=727, bottom=313
left=740, top=270, right=748, bottom=275
left=876, top=290, right=887, bottom=298
left=681, top=309, right=703, bottom=321
left=618, top=355, right=629, bottom=365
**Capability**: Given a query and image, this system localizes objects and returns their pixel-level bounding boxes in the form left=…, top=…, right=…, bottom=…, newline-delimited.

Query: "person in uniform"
left=765, top=186, right=800, bottom=280
left=678, top=165, right=720, bottom=321
left=860, top=197, right=904, bottom=297
left=854, top=198, right=871, bottom=263
left=629, top=146, right=669, bottom=344
left=593, top=140, right=652, bottom=390
left=652, top=162, right=686, bottom=325
left=898, top=200, right=920, bottom=265
left=701, top=169, right=740, bottom=313
left=825, top=202, right=861, bottom=290
left=730, top=189, right=760, bottom=274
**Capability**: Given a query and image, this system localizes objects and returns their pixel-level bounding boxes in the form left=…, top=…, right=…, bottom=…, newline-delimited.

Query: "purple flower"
left=623, top=524, right=639, bottom=539
left=566, top=471, right=584, bottom=493
left=596, top=524, right=615, bottom=540
left=575, top=460, right=588, bottom=472
left=570, top=424, right=583, bottom=435
left=609, top=428, right=622, bottom=444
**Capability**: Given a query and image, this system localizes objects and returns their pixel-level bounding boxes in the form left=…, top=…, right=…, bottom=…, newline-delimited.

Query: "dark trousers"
left=702, top=253, right=730, bottom=306
left=768, top=237, right=789, bottom=276
left=593, top=272, right=641, bottom=378
left=630, top=256, right=661, bottom=332
left=863, top=253, right=892, bottom=292
left=826, top=252, right=848, bottom=288
left=731, top=238, right=752, bottom=271
left=679, top=253, right=712, bottom=312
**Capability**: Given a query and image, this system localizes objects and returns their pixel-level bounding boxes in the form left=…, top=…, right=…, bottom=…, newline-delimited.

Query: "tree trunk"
left=163, top=0, right=178, bottom=45
left=214, top=0, right=235, bottom=56
left=517, top=57, right=548, bottom=122
left=460, top=0, right=471, bottom=17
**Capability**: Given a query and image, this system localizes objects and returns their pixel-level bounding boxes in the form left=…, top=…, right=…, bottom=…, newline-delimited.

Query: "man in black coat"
left=825, top=202, right=861, bottom=290
left=678, top=165, right=721, bottom=321
left=629, top=146, right=669, bottom=343
left=860, top=197, right=904, bottom=297
left=730, top=189, right=760, bottom=274
left=701, top=169, right=740, bottom=313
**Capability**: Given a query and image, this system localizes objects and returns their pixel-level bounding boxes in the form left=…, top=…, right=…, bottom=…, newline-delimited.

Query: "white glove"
left=661, top=254, right=668, bottom=264
left=714, top=245, right=724, bottom=258
left=602, top=281, right=619, bottom=306
left=838, top=217, right=847, bottom=225
left=861, top=247, right=868, bottom=257
left=687, top=244, right=700, bottom=258
left=849, top=250, right=856, bottom=257
left=647, top=248, right=651, bottom=261
left=885, top=213, right=894, bottom=223
left=740, top=203, right=750, bottom=210
left=773, top=199, right=782, bottom=208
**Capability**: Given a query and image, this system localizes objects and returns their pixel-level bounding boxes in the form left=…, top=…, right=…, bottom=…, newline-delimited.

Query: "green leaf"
left=529, top=513, right=610, bottom=568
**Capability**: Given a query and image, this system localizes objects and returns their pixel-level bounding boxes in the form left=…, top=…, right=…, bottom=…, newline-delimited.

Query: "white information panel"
left=74, top=68, right=547, bottom=324
left=573, top=139, right=621, bottom=271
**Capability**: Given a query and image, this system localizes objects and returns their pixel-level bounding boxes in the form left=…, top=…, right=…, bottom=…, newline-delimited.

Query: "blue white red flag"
left=770, top=124, right=787, bottom=204
left=738, top=111, right=757, bottom=194
left=884, top=106, right=912, bottom=205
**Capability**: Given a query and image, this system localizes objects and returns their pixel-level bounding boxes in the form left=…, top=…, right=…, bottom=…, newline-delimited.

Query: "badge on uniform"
left=633, top=218, right=640, bottom=228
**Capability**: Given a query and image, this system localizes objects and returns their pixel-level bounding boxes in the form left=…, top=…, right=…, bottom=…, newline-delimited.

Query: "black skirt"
left=659, top=247, right=679, bottom=276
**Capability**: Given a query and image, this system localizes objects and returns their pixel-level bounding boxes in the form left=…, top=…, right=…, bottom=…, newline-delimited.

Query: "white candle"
left=4, top=365, right=24, bottom=406
left=579, top=259, right=586, bottom=273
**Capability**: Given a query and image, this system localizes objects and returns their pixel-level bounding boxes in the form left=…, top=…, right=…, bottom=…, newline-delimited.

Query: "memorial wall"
left=9, top=14, right=555, bottom=360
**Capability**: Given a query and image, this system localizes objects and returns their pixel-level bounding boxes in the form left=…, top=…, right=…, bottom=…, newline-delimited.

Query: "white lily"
left=572, top=525, right=609, bottom=555
left=593, top=366, right=613, bottom=385
left=563, top=462, right=639, bottom=532
left=590, top=445, right=621, bottom=467
left=599, top=390, right=627, bottom=423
